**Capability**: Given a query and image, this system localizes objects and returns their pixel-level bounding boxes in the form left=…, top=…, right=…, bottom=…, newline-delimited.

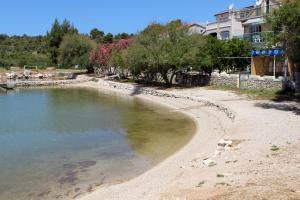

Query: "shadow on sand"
left=255, top=90, right=300, bottom=116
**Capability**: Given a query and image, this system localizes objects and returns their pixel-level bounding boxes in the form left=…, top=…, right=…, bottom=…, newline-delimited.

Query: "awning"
left=243, top=18, right=265, bottom=25
left=252, top=49, right=284, bottom=57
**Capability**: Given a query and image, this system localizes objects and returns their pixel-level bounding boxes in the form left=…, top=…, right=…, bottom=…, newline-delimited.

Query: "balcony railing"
left=234, top=31, right=276, bottom=45
left=206, top=19, right=231, bottom=31
left=235, top=4, right=280, bottom=21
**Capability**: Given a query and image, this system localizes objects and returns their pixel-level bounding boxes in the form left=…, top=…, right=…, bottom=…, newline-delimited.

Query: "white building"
left=187, top=24, right=206, bottom=35
left=204, top=8, right=244, bottom=40
left=236, top=0, right=282, bottom=45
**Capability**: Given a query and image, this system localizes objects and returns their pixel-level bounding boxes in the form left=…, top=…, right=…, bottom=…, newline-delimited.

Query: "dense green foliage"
left=0, top=19, right=132, bottom=69
left=58, top=34, right=96, bottom=69
left=47, top=19, right=78, bottom=65
left=0, top=35, right=50, bottom=67
left=89, top=28, right=131, bottom=44
left=91, top=20, right=251, bottom=86
left=268, top=0, right=300, bottom=67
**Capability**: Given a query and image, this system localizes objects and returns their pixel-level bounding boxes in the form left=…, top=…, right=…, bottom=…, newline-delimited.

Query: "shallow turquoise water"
left=0, top=88, right=195, bottom=200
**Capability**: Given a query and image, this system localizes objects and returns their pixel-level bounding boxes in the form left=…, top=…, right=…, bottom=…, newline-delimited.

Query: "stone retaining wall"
left=210, top=72, right=283, bottom=89
left=14, top=76, right=89, bottom=88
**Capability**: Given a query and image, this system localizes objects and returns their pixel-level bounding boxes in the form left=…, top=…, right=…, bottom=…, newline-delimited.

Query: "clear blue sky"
left=0, top=0, right=255, bottom=36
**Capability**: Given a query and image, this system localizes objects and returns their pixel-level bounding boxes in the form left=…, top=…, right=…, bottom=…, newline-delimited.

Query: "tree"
left=58, top=34, right=96, bottom=69
left=125, top=20, right=207, bottom=86
left=47, top=19, right=78, bottom=65
left=0, top=34, right=8, bottom=42
left=114, top=32, right=130, bottom=40
left=103, top=33, right=114, bottom=43
left=224, top=39, right=251, bottom=72
left=90, top=28, right=105, bottom=43
left=89, top=39, right=132, bottom=75
left=268, top=0, right=300, bottom=90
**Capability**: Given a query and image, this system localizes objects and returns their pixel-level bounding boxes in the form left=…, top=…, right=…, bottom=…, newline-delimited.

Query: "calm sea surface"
left=0, top=88, right=195, bottom=200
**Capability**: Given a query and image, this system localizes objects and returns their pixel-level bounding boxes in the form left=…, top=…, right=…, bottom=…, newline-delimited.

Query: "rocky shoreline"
left=12, top=75, right=90, bottom=88
left=96, top=79, right=236, bottom=120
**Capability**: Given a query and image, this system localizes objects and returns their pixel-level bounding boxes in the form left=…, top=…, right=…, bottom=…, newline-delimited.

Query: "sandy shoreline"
left=69, top=79, right=300, bottom=200
left=9, top=77, right=300, bottom=199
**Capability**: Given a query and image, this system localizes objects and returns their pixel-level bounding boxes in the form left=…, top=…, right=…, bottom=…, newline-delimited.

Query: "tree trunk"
left=295, top=62, right=300, bottom=91
left=169, top=71, right=176, bottom=86
left=162, top=73, right=171, bottom=87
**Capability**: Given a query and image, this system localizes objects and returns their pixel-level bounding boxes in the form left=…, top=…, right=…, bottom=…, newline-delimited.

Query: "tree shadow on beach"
left=255, top=90, right=300, bottom=116
left=271, top=90, right=300, bottom=103
left=255, top=102, right=300, bottom=116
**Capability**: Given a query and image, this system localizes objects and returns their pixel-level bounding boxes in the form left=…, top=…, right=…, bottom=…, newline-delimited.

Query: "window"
left=266, top=0, right=270, bottom=14
left=250, top=25, right=262, bottom=33
left=250, top=25, right=263, bottom=43
left=220, top=31, right=230, bottom=40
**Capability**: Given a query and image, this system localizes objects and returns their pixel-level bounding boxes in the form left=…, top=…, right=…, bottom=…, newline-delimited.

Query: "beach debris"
left=218, top=139, right=233, bottom=147
left=213, top=139, right=241, bottom=157
left=6, top=72, right=17, bottom=79
left=270, top=145, right=280, bottom=151
left=202, top=158, right=217, bottom=167
left=215, top=182, right=231, bottom=187
left=225, top=160, right=238, bottom=164
left=196, top=180, right=206, bottom=187
left=217, top=173, right=232, bottom=178
left=217, top=174, right=225, bottom=178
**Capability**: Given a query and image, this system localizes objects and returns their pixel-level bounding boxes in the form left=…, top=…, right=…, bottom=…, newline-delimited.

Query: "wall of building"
left=188, top=25, right=205, bottom=35
left=251, top=56, right=286, bottom=76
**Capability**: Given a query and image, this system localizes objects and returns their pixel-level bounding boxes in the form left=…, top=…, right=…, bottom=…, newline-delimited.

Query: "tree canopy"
left=58, top=34, right=96, bottom=69
left=47, top=19, right=78, bottom=65
left=268, top=0, right=300, bottom=66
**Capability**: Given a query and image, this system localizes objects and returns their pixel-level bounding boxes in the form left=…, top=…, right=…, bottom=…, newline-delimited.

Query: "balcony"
left=235, top=4, right=280, bottom=21
left=206, top=19, right=231, bottom=32
left=234, top=31, right=276, bottom=46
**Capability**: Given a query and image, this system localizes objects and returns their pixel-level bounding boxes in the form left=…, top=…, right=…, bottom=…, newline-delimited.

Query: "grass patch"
left=207, top=85, right=281, bottom=100
left=238, top=88, right=280, bottom=99
left=270, top=145, right=280, bottom=151
left=208, top=85, right=300, bottom=101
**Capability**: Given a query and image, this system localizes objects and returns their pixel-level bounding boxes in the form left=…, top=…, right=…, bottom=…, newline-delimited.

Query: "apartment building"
left=204, top=8, right=244, bottom=40
left=236, top=0, right=281, bottom=45
left=236, top=0, right=287, bottom=77
left=187, top=0, right=287, bottom=77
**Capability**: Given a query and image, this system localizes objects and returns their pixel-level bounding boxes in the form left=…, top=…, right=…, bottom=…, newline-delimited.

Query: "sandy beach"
left=75, top=79, right=300, bottom=200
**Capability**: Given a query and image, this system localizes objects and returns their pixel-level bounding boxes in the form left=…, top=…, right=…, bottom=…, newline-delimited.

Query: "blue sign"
left=252, top=49, right=284, bottom=57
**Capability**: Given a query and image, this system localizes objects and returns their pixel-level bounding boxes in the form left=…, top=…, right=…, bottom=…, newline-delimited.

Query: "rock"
left=203, top=158, right=217, bottom=167
left=24, top=70, right=31, bottom=77
left=218, top=139, right=233, bottom=147
left=6, top=72, right=17, bottom=79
